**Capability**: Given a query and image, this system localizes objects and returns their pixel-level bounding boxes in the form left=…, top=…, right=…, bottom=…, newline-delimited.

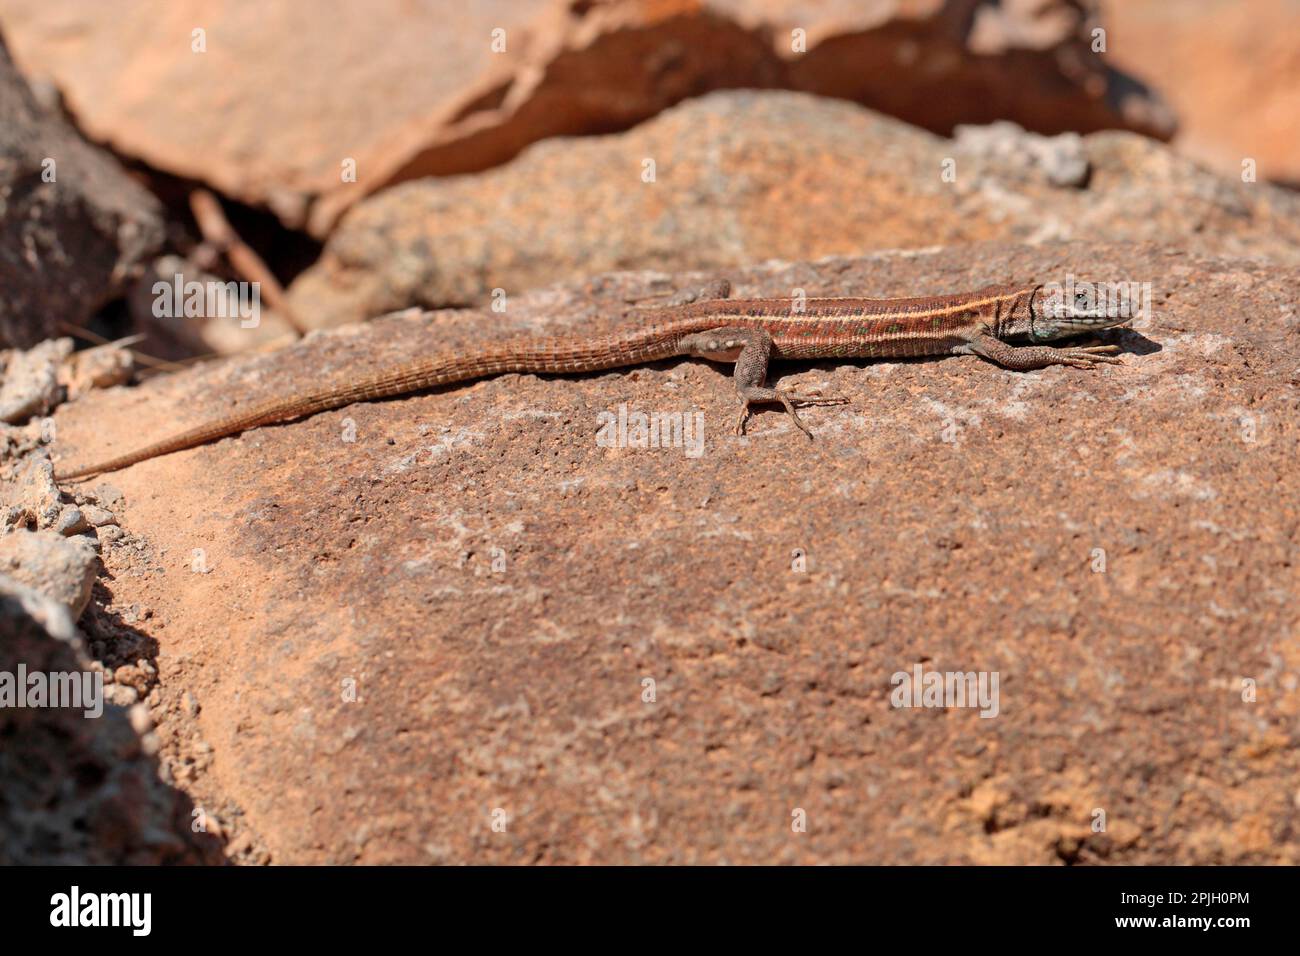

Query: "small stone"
left=105, top=683, right=139, bottom=707
left=61, top=343, right=134, bottom=399
left=97, top=525, right=125, bottom=545
left=92, top=485, right=125, bottom=509
left=80, top=504, right=119, bottom=527
left=53, top=506, right=89, bottom=536
left=128, top=702, right=153, bottom=735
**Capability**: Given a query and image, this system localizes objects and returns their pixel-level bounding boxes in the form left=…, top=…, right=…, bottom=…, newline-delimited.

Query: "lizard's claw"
left=734, top=405, right=751, bottom=436
left=784, top=392, right=851, bottom=406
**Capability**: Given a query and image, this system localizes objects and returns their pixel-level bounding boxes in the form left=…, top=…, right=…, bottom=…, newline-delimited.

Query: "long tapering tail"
left=54, top=326, right=690, bottom=480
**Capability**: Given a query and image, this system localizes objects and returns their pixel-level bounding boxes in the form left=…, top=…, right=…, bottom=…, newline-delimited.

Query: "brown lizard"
left=54, top=280, right=1128, bottom=480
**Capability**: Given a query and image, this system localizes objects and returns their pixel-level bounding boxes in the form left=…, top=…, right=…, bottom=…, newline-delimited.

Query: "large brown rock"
left=0, top=34, right=163, bottom=347
left=46, top=244, right=1300, bottom=863
left=289, top=91, right=1298, bottom=329
left=0, top=0, right=1172, bottom=235
left=1105, top=0, right=1300, bottom=183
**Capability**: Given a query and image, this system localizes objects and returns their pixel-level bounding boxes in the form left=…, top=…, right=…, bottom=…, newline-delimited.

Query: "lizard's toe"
left=783, top=392, right=850, bottom=407
left=1062, top=349, right=1123, bottom=366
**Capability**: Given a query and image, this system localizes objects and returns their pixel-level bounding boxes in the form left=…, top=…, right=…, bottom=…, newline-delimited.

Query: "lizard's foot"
left=969, top=331, right=1128, bottom=372
left=1051, top=346, right=1125, bottom=369
left=782, top=391, right=850, bottom=407
left=735, top=390, right=849, bottom=438
left=733, top=403, right=752, bottom=436
left=734, top=394, right=812, bottom=437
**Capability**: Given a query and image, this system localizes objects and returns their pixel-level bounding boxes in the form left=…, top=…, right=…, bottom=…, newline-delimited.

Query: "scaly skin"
left=54, top=281, right=1127, bottom=480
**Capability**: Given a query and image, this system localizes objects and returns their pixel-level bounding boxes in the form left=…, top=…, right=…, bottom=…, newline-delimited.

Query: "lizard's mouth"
left=1029, top=312, right=1132, bottom=342
left=1032, top=294, right=1138, bottom=338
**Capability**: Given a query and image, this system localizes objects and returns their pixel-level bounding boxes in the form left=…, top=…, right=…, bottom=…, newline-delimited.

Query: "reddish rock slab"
left=288, top=91, right=1298, bottom=329
left=0, top=0, right=1173, bottom=235
left=46, top=244, right=1300, bottom=863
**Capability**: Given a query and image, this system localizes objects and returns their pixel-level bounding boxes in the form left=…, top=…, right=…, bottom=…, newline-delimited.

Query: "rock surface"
left=0, top=0, right=1172, bottom=235
left=47, top=243, right=1300, bottom=863
left=289, top=91, right=1300, bottom=329
left=0, top=35, right=163, bottom=347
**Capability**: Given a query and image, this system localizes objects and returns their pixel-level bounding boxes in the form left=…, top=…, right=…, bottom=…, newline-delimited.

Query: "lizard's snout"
left=1032, top=282, right=1146, bottom=341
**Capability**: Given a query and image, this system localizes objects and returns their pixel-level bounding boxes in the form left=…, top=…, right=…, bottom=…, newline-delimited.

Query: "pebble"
left=128, top=702, right=153, bottom=735
left=52, top=506, right=89, bottom=536
left=80, top=504, right=119, bottom=527
left=98, top=525, right=126, bottom=545
left=105, top=683, right=139, bottom=707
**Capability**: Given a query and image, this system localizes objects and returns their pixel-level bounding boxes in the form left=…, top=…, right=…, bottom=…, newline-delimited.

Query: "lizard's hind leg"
left=678, top=326, right=847, bottom=438
left=630, top=277, right=732, bottom=310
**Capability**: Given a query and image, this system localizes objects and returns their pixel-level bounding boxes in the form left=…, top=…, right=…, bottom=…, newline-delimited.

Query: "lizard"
left=53, top=280, right=1129, bottom=481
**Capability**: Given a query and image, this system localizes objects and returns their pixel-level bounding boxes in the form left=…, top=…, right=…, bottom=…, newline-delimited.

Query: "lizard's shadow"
left=779, top=328, right=1161, bottom=379
left=1108, top=329, right=1161, bottom=356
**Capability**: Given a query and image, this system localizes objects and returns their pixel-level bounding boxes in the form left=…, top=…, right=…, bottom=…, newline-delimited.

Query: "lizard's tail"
left=54, top=327, right=687, bottom=481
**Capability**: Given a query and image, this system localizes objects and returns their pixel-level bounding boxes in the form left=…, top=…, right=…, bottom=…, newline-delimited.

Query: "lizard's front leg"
left=678, top=326, right=847, bottom=437
left=968, top=332, right=1123, bottom=370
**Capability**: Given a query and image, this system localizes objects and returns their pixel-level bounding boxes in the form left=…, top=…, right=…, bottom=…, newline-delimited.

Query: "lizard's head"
left=1026, top=281, right=1136, bottom=342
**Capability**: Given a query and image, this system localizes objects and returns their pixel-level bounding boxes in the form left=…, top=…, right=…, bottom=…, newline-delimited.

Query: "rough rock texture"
left=0, top=529, right=97, bottom=618
left=0, top=337, right=69, bottom=423
left=2, top=457, right=61, bottom=531
left=0, top=35, right=163, bottom=347
left=289, top=91, right=1299, bottom=329
left=58, top=339, right=133, bottom=400
left=0, top=571, right=222, bottom=864
left=1105, top=0, right=1300, bottom=183
left=45, top=244, right=1300, bottom=864
left=0, top=0, right=1172, bottom=235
